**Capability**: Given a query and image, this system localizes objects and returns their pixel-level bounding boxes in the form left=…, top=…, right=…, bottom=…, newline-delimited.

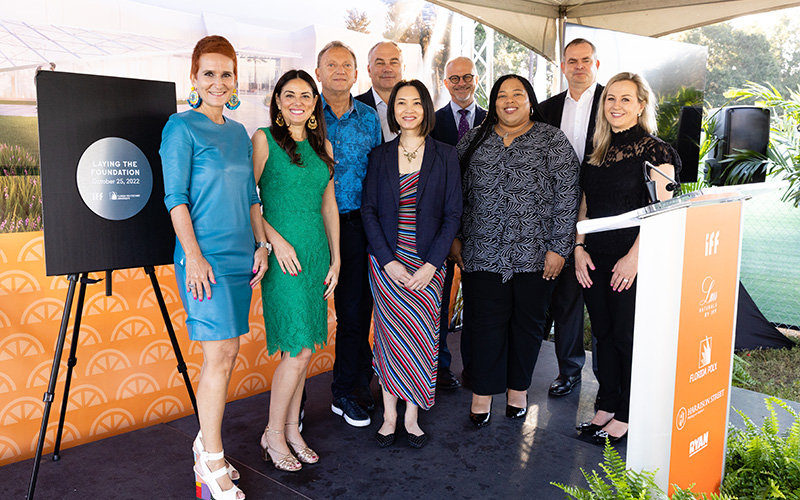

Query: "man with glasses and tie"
left=431, top=56, right=486, bottom=389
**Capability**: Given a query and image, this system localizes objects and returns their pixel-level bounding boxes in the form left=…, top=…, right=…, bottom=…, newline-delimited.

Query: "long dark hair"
left=386, top=79, right=436, bottom=136
left=460, top=74, right=545, bottom=171
left=269, top=69, right=334, bottom=174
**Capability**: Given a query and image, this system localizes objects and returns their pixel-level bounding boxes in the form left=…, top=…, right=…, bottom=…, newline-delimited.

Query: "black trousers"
left=582, top=269, right=637, bottom=422
left=437, top=260, right=455, bottom=370
left=331, top=212, right=374, bottom=399
left=546, top=260, right=587, bottom=379
left=462, top=271, right=556, bottom=396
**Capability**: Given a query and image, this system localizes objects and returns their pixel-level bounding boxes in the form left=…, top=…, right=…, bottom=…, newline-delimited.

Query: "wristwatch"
left=255, top=241, right=273, bottom=255
left=575, top=242, right=587, bottom=250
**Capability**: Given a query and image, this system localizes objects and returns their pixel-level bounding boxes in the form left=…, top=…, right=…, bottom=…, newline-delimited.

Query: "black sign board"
left=36, top=71, right=176, bottom=275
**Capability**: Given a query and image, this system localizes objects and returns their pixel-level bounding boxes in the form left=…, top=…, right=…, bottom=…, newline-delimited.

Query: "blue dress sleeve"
left=160, top=114, right=193, bottom=212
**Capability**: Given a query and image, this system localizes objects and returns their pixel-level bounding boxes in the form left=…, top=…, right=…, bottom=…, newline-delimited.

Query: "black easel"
left=26, top=267, right=197, bottom=500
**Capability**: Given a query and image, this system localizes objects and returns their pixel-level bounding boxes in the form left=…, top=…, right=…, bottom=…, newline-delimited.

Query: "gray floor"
left=5, top=335, right=795, bottom=500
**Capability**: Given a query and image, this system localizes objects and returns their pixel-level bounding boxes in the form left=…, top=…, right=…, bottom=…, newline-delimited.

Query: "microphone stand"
left=643, top=161, right=679, bottom=204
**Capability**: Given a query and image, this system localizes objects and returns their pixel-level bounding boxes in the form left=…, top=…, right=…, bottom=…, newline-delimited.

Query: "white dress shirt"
left=559, top=83, right=597, bottom=161
left=372, top=87, right=397, bottom=142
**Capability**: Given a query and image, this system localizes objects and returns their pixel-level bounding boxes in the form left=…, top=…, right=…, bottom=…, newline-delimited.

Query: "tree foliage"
left=344, top=9, right=371, bottom=34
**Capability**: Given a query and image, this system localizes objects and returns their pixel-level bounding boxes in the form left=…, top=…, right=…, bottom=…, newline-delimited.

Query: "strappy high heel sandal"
left=285, top=422, right=319, bottom=464
left=260, top=427, right=302, bottom=472
left=195, top=447, right=245, bottom=500
left=193, top=431, right=240, bottom=483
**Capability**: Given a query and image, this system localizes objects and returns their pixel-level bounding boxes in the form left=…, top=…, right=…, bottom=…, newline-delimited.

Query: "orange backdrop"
left=0, top=230, right=338, bottom=466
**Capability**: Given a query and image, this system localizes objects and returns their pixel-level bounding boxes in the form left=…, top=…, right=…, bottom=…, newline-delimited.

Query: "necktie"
left=457, top=109, right=470, bottom=142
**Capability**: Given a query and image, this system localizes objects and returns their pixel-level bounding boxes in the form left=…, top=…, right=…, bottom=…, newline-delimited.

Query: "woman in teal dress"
left=252, top=70, right=340, bottom=472
left=161, top=36, right=268, bottom=500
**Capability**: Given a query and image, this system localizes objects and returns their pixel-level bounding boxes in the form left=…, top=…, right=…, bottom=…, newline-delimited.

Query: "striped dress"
left=368, top=170, right=446, bottom=410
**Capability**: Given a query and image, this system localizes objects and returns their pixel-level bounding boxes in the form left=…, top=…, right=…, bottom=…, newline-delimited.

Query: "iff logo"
left=705, top=231, right=719, bottom=256
left=689, top=431, right=709, bottom=457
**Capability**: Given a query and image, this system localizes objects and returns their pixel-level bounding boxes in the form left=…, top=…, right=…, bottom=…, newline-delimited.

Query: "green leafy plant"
left=551, top=440, right=731, bottom=499
left=722, top=397, right=800, bottom=499
left=731, top=353, right=757, bottom=388
left=723, top=82, right=800, bottom=206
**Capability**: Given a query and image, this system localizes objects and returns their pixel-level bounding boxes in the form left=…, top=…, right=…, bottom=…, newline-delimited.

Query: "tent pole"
left=557, top=9, right=566, bottom=93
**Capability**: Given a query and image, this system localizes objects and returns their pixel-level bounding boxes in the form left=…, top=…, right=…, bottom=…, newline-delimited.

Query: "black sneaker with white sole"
left=331, top=396, right=371, bottom=427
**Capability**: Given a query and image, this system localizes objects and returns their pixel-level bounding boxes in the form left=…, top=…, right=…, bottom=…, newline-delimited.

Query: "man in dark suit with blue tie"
left=539, top=38, right=604, bottom=397
left=430, top=56, right=486, bottom=389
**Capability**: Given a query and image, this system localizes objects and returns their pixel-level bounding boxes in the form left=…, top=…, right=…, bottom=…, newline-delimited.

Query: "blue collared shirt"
left=321, top=94, right=382, bottom=213
left=449, top=100, right=478, bottom=129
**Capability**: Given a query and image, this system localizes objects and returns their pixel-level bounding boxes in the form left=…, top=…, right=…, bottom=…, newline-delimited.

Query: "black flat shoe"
left=506, top=405, right=527, bottom=419
left=407, top=433, right=428, bottom=449
left=469, top=411, right=491, bottom=427
left=375, top=431, right=395, bottom=448
left=592, top=429, right=627, bottom=444
left=576, top=421, right=605, bottom=433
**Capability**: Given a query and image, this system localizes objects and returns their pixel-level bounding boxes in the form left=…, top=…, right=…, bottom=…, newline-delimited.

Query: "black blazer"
left=361, top=136, right=463, bottom=269
left=539, top=84, right=604, bottom=161
left=355, top=88, right=377, bottom=110
left=430, top=103, right=487, bottom=147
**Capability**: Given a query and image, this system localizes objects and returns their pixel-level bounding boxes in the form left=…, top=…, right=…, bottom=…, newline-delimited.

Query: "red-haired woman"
left=161, top=35, right=267, bottom=500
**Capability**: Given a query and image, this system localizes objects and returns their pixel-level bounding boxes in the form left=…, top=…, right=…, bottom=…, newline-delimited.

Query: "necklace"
left=400, top=140, right=425, bottom=163
left=497, top=121, right=530, bottom=139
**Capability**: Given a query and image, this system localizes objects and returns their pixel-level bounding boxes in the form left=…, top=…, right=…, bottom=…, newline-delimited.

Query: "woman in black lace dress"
left=574, top=72, right=680, bottom=443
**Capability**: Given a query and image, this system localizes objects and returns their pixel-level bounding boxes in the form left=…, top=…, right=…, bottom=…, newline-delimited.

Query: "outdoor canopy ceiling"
left=429, top=0, right=800, bottom=62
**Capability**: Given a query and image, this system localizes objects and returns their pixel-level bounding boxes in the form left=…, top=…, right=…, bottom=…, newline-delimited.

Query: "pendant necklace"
left=498, top=121, right=529, bottom=139
left=400, top=140, right=425, bottom=163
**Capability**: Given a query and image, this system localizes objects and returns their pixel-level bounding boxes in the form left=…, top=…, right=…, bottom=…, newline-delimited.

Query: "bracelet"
left=575, top=242, right=587, bottom=250
left=255, top=241, right=273, bottom=255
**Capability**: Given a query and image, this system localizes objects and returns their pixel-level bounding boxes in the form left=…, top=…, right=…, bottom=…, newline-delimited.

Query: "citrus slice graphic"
left=111, top=317, right=155, bottom=341
left=90, top=408, right=135, bottom=436
left=139, top=340, right=175, bottom=365
left=26, top=360, right=67, bottom=388
left=234, top=373, right=267, bottom=397
left=0, top=333, right=45, bottom=360
left=37, top=422, right=81, bottom=452
left=0, top=309, right=10, bottom=328
left=84, top=292, right=128, bottom=315
left=144, top=396, right=185, bottom=422
left=308, top=353, right=334, bottom=376
left=116, top=373, right=160, bottom=399
left=112, top=268, right=145, bottom=282
left=0, top=437, right=21, bottom=461
left=0, top=270, right=41, bottom=295
left=59, top=324, right=102, bottom=350
left=84, top=349, right=132, bottom=376
left=0, top=397, right=44, bottom=425
left=21, top=298, right=64, bottom=324
left=0, top=372, right=16, bottom=394
left=67, top=384, right=108, bottom=410
left=168, top=362, right=201, bottom=387
left=17, top=236, right=44, bottom=262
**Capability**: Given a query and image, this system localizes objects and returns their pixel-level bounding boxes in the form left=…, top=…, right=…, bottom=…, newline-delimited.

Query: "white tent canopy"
left=430, top=0, right=800, bottom=62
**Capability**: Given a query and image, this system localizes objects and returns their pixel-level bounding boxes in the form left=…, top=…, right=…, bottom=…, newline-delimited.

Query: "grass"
left=0, top=116, right=40, bottom=162
left=734, top=340, right=800, bottom=402
left=0, top=175, right=42, bottom=233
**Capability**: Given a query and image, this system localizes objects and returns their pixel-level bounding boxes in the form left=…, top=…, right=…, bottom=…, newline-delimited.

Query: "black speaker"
left=674, top=106, right=702, bottom=183
left=705, top=106, right=770, bottom=186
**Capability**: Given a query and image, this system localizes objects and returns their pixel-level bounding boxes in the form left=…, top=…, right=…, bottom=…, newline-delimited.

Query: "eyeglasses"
left=447, top=74, right=474, bottom=84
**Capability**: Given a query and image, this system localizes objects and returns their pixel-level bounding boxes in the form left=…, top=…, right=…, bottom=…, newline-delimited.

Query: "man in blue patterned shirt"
left=315, top=40, right=383, bottom=428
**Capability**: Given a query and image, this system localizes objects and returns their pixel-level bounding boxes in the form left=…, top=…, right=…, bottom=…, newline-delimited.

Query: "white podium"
left=577, top=183, right=780, bottom=495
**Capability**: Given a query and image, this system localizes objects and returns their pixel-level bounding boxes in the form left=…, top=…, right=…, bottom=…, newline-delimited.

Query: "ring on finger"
left=187, top=284, right=196, bottom=289
left=622, top=278, right=630, bottom=283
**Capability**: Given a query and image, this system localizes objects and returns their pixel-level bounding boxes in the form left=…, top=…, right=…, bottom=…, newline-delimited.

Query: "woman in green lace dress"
left=252, top=70, right=340, bottom=472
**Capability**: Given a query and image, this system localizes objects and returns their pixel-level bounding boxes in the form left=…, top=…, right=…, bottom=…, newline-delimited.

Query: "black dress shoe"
left=548, top=374, right=581, bottom=397
left=469, top=410, right=491, bottom=427
left=437, top=368, right=461, bottom=390
left=593, top=429, right=627, bottom=444
left=505, top=405, right=527, bottom=419
left=375, top=431, right=395, bottom=448
left=576, top=421, right=605, bottom=433
left=407, top=432, right=428, bottom=449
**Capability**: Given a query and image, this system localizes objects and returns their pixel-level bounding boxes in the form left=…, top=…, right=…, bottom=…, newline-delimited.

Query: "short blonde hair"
left=589, top=72, right=657, bottom=166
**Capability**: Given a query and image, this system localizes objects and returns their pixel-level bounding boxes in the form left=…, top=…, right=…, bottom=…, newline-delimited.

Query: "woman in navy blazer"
left=361, top=79, right=462, bottom=449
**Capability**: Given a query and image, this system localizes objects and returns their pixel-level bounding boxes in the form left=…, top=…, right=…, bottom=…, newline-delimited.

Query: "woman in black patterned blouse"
left=453, top=74, right=580, bottom=427
left=574, top=72, right=680, bottom=444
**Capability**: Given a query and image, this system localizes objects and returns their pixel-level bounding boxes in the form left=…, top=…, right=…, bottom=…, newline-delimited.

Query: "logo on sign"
left=699, top=337, right=712, bottom=369
left=689, top=431, right=709, bottom=457
left=699, top=276, right=718, bottom=317
left=705, top=231, right=719, bottom=256
left=676, top=407, right=687, bottom=430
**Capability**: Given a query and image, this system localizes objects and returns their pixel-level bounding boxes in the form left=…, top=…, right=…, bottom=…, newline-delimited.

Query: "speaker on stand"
left=705, top=106, right=770, bottom=186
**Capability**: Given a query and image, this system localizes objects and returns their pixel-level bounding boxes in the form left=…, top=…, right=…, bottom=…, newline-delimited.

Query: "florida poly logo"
left=699, top=337, right=712, bottom=369
left=705, top=231, right=720, bottom=256
left=689, top=431, right=709, bottom=457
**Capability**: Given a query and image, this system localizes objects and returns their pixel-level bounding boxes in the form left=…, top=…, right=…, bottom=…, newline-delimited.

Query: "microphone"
left=642, top=162, right=658, bottom=204
left=643, top=161, right=679, bottom=204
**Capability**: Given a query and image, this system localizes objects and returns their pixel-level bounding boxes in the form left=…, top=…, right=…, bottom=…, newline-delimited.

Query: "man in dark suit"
left=539, top=38, right=603, bottom=397
left=430, top=56, right=486, bottom=389
left=355, top=41, right=404, bottom=142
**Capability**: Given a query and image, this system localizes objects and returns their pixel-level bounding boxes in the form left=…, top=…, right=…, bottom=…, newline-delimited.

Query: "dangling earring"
left=188, top=87, right=202, bottom=109
left=307, top=114, right=318, bottom=130
left=275, top=112, right=285, bottom=127
left=226, top=88, right=241, bottom=110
